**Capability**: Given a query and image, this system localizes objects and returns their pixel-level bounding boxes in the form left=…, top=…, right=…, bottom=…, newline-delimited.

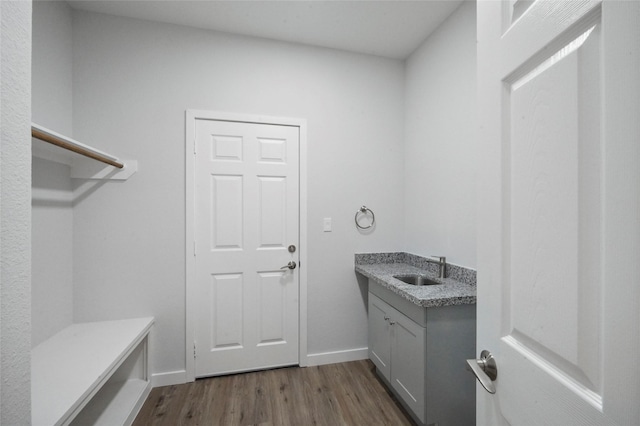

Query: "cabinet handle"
left=384, top=316, right=390, bottom=321
left=389, top=321, right=396, bottom=325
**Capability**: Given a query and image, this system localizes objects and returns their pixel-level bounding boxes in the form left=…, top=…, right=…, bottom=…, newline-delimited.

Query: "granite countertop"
left=355, top=252, right=476, bottom=308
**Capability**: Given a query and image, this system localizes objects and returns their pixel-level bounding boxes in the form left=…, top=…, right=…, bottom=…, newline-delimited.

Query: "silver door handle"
left=280, top=261, right=297, bottom=270
left=466, top=350, right=497, bottom=394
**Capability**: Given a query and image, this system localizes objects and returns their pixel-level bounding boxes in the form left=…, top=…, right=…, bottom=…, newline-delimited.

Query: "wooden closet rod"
left=31, top=124, right=124, bottom=169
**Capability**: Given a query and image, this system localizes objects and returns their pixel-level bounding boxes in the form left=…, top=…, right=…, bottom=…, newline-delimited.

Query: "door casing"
left=185, top=110, right=308, bottom=381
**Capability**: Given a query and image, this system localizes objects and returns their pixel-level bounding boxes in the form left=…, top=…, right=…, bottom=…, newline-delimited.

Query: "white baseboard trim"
left=151, top=369, right=188, bottom=387
left=305, top=347, right=368, bottom=366
left=151, top=349, right=369, bottom=386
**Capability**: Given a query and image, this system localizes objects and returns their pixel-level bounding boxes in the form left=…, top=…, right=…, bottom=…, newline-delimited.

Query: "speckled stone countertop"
left=355, top=252, right=476, bottom=308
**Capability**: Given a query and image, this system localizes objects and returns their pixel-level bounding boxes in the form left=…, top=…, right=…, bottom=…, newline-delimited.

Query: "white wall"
left=1, top=0, right=32, bottom=422
left=32, top=1, right=72, bottom=136
left=404, top=1, right=477, bottom=269
left=70, top=11, right=405, bottom=376
left=31, top=0, right=74, bottom=348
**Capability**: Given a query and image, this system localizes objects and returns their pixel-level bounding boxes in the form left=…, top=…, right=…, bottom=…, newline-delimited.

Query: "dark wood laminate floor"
left=133, top=359, right=414, bottom=426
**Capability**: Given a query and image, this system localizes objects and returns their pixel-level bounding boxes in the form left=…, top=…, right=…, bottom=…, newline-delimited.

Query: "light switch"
left=323, top=217, right=332, bottom=232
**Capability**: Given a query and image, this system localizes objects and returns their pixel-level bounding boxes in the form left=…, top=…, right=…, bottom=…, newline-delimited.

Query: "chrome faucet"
left=427, top=256, right=446, bottom=279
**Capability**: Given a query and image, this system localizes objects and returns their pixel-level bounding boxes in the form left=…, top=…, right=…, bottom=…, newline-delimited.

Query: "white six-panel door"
left=193, top=118, right=300, bottom=377
left=477, top=1, right=639, bottom=424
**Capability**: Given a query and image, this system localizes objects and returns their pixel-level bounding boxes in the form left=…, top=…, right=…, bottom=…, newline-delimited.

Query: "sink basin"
left=393, top=274, right=441, bottom=286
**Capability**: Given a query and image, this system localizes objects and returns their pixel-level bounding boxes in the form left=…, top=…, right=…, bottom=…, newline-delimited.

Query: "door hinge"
left=193, top=241, right=196, bottom=256
left=193, top=342, right=196, bottom=359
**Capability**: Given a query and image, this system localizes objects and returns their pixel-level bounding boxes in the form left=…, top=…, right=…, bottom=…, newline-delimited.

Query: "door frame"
left=185, top=110, right=308, bottom=382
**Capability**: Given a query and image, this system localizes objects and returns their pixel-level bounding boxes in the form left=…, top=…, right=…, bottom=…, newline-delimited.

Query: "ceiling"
left=66, top=0, right=465, bottom=60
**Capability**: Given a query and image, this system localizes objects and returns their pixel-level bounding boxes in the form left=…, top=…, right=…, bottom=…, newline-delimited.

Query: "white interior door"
left=193, top=118, right=300, bottom=377
left=477, top=1, right=640, bottom=424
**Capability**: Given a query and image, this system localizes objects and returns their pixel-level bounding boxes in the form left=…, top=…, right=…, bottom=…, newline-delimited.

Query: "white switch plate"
left=323, top=217, right=332, bottom=232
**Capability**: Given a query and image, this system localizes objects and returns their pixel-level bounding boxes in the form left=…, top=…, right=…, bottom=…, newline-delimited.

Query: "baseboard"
left=151, top=369, right=188, bottom=387
left=305, top=347, right=368, bottom=366
left=151, top=349, right=369, bottom=386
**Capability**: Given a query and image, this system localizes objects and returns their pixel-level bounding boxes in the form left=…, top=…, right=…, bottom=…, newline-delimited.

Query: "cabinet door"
left=368, top=293, right=391, bottom=380
left=391, top=310, right=426, bottom=424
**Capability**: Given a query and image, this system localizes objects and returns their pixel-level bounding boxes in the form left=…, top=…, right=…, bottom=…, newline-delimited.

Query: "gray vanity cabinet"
left=369, top=292, right=426, bottom=424
left=368, top=293, right=392, bottom=378
left=367, top=278, right=476, bottom=426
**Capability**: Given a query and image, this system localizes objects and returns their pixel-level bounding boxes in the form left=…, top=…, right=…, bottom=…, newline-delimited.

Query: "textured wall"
left=1, top=0, right=32, bottom=423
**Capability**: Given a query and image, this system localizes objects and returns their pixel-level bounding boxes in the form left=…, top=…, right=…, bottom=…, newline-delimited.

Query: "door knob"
left=280, top=261, right=297, bottom=270
left=466, top=350, right=497, bottom=394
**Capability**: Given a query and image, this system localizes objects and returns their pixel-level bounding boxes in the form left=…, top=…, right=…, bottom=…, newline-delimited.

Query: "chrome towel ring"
left=355, top=206, right=375, bottom=230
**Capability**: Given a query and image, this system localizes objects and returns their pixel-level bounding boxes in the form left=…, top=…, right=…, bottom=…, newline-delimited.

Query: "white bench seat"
left=31, top=317, right=154, bottom=426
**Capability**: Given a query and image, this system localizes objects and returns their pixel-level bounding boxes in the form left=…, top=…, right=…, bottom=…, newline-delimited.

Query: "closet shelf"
left=31, top=317, right=154, bottom=426
left=32, top=123, right=123, bottom=168
left=31, top=123, right=138, bottom=180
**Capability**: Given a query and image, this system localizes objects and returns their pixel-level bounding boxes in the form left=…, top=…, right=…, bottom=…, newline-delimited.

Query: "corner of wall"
left=31, top=0, right=75, bottom=347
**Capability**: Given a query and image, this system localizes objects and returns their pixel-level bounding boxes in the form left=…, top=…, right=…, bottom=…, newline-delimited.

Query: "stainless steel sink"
left=393, top=274, right=441, bottom=286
